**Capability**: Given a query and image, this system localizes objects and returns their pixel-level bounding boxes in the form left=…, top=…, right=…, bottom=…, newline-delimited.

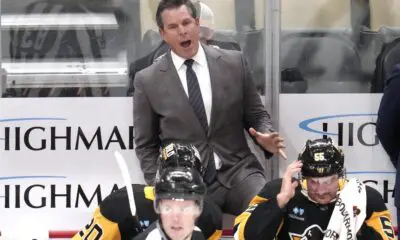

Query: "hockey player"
left=234, top=138, right=395, bottom=240
left=133, top=164, right=207, bottom=239
left=73, top=142, right=222, bottom=240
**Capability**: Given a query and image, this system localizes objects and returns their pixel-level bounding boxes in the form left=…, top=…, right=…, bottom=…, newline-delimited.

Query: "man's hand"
left=276, top=160, right=302, bottom=208
left=249, top=128, right=287, bottom=160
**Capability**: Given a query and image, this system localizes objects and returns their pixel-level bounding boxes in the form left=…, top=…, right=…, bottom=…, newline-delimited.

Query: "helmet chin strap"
left=182, top=233, right=193, bottom=240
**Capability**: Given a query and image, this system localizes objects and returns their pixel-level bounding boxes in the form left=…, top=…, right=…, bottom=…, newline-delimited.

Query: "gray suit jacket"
left=134, top=44, right=274, bottom=187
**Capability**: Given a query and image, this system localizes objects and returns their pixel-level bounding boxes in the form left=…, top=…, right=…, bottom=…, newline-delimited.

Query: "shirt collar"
left=170, top=43, right=207, bottom=70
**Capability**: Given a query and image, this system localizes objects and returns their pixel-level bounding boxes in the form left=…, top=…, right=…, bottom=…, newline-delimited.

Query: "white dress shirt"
left=170, top=44, right=221, bottom=169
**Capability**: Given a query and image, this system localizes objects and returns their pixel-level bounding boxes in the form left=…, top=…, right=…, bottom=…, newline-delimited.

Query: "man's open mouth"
left=180, top=40, right=192, bottom=47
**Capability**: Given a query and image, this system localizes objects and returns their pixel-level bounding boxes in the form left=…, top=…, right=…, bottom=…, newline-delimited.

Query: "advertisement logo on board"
left=0, top=117, right=134, bottom=151
left=299, top=113, right=378, bottom=147
left=0, top=176, right=120, bottom=209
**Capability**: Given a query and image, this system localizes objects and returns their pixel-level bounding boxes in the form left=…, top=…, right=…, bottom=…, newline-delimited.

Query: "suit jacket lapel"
left=159, top=51, right=187, bottom=103
left=159, top=51, right=207, bottom=136
left=202, top=44, right=223, bottom=137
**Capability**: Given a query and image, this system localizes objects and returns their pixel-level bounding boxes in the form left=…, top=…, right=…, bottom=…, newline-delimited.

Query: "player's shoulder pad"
left=100, top=184, right=144, bottom=223
left=365, top=185, right=388, bottom=217
left=257, top=178, right=283, bottom=199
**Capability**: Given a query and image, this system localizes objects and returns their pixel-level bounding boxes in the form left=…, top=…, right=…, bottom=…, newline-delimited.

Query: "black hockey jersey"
left=73, top=184, right=222, bottom=240
left=234, top=179, right=395, bottom=240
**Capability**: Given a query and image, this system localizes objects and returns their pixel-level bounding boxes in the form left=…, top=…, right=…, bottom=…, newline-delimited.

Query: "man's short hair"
left=156, top=0, right=198, bottom=29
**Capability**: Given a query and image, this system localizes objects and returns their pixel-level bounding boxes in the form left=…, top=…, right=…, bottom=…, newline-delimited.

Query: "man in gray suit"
left=134, top=0, right=286, bottom=215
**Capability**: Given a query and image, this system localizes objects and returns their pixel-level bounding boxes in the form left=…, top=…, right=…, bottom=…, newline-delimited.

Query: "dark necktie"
left=184, top=59, right=208, bottom=132
left=184, top=59, right=216, bottom=184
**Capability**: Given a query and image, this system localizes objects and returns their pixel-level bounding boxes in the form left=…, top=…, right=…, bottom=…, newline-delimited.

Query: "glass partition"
left=1, top=0, right=141, bottom=97
left=1, top=0, right=268, bottom=98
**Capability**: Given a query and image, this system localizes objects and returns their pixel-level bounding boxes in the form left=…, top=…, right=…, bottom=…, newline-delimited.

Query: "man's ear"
left=194, top=206, right=202, bottom=218
left=194, top=211, right=201, bottom=219
left=195, top=18, right=200, bottom=26
left=159, top=28, right=166, bottom=41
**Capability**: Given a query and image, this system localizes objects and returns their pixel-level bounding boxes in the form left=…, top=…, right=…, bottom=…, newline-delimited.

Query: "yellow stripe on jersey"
left=234, top=195, right=268, bottom=226
left=276, top=219, right=284, bottom=236
left=144, top=186, right=155, bottom=201
left=248, top=195, right=269, bottom=207
left=72, top=207, right=121, bottom=240
left=207, top=229, right=222, bottom=240
left=234, top=211, right=251, bottom=240
left=365, top=210, right=395, bottom=240
left=233, top=195, right=269, bottom=240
